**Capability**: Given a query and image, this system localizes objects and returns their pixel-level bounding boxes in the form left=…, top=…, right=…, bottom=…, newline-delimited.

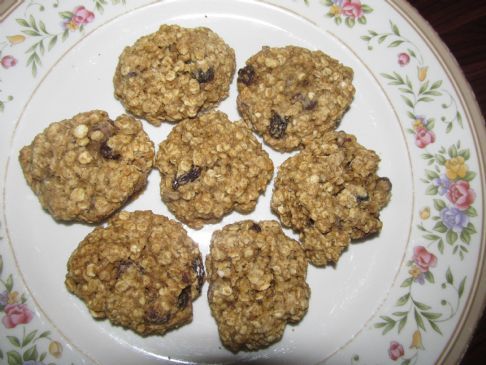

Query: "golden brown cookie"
left=114, top=24, right=235, bottom=125
left=19, top=110, right=154, bottom=223
left=237, top=46, right=355, bottom=151
left=65, top=210, right=205, bottom=336
left=271, top=131, right=392, bottom=266
left=154, top=111, right=274, bottom=229
left=206, top=220, right=310, bottom=352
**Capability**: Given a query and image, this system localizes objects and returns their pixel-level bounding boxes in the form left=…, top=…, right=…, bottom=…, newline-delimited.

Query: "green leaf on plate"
left=446, top=229, right=458, bottom=245
left=433, top=221, right=448, bottom=233
left=22, top=330, right=37, bottom=347
left=414, top=309, right=426, bottom=331
left=428, top=319, right=443, bottom=335
left=396, top=293, right=410, bottom=306
left=7, top=351, right=22, bottom=365
left=433, top=199, right=446, bottom=211
left=425, top=271, right=435, bottom=283
left=413, top=300, right=431, bottom=311
left=401, top=277, right=413, bottom=288
left=425, top=184, right=438, bottom=195
left=6, top=337, right=20, bottom=348
left=458, top=277, right=466, bottom=298
left=388, top=40, right=403, bottom=48
left=448, top=145, right=458, bottom=158
left=22, top=346, right=38, bottom=362
left=460, top=229, right=471, bottom=244
left=446, top=267, right=454, bottom=285
left=426, top=170, right=440, bottom=180
left=5, top=274, right=13, bottom=292
left=438, top=238, right=444, bottom=254
left=398, top=315, right=407, bottom=333
left=390, top=21, right=400, bottom=35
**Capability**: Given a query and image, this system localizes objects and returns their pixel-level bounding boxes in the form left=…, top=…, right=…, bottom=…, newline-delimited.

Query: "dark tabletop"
left=407, top=1, right=486, bottom=364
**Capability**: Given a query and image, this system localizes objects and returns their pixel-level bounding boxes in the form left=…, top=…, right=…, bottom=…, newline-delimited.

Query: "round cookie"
left=19, top=110, right=154, bottom=224
left=271, top=131, right=392, bottom=266
left=154, top=111, right=274, bottom=229
left=237, top=46, right=355, bottom=151
left=206, top=220, right=310, bottom=352
left=114, top=24, right=235, bottom=126
left=65, top=210, right=205, bottom=336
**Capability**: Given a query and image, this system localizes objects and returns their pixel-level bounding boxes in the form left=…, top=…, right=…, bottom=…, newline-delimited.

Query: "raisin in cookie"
left=154, top=111, right=274, bottom=229
left=271, top=131, right=392, bottom=266
left=19, top=110, right=154, bottom=224
left=206, top=220, right=310, bottom=352
left=65, top=210, right=205, bottom=336
left=114, top=24, right=235, bottom=126
left=237, top=46, right=355, bottom=152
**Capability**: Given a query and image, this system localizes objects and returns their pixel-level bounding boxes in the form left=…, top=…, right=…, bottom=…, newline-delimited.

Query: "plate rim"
left=0, top=0, right=484, bottom=363
left=387, top=1, right=486, bottom=363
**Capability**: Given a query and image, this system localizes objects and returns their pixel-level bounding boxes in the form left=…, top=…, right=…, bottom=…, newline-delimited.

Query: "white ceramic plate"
left=0, top=1, right=484, bottom=364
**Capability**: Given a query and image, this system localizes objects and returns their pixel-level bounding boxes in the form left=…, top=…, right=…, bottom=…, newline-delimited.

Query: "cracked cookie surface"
left=237, top=46, right=355, bottom=151
left=19, top=110, right=154, bottom=223
left=154, top=111, right=274, bottom=229
left=271, top=131, right=392, bottom=266
left=206, top=220, right=310, bottom=352
left=114, top=24, right=235, bottom=125
left=65, top=210, right=205, bottom=336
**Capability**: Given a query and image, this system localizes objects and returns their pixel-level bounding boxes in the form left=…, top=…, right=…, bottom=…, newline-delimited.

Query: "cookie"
left=19, top=110, right=154, bottom=224
left=271, top=131, right=392, bottom=266
left=206, top=220, right=310, bottom=352
left=237, top=46, right=355, bottom=151
left=154, top=111, right=274, bottom=229
left=65, top=210, right=205, bottom=336
left=113, top=24, right=235, bottom=126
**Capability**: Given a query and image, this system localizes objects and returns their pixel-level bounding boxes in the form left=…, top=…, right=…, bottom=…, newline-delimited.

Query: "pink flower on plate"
left=1, top=55, right=17, bottom=69
left=413, top=246, right=437, bottom=273
left=447, top=180, right=476, bottom=210
left=415, top=127, right=436, bottom=148
left=342, top=0, right=364, bottom=19
left=398, top=52, right=410, bottom=66
left=72, top=6, right=95, bottom=25
left=2, top=303, right=33, bottom=328
left=388, top=341, right=405, bottom=361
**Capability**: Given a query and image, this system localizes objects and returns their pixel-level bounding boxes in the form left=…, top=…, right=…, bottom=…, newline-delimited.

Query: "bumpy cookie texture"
left=65, top=210, right=205, bottom=336
left=271, top=131, right=392, bottom=266
left=237, top=46, right=355, bottom=151
left=19, top=110, right=154, bottom=223
left=206, top=220, right=310, bottom=352
left=114, top=24, right=235, bottom=126
left=155, top=111, right=274, bottom=229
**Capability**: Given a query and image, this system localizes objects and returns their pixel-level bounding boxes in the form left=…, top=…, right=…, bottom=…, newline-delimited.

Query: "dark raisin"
left=237, top=65, right=256, bottom=85
left=250, top=223, right=262, bottom=232
left=100, top=141, right=120, bottom=160
left=193, top=67, right=214, bottom=83
left=115, top=259, right=144, bottom=278
left=268, top=111, right=289, bottom=139
left=127, top=71, right=138, bottom=78
left=192, top=256, right=205, bottom=292
left=302, top=98, right=317, bottom=110
left=144, top=308, right=170, bottom=324
left=291, top=93, right=317, bottom=110
left=177, top=286, right=191, bottom=309
left=356, top=194, right=369, bottom=202
left=115, top=259, right=133, bottom=278
left=93, top=120, right=116, bottom=141
left=182, top=272, right=190, bottom=284
left=172, top=165, right=202, bottom=190
left=307, top=218, right=315, bottom=226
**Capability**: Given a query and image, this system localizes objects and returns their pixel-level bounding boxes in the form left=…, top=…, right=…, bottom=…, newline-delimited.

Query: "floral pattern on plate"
left=0, top=1, right=483, bottom=364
